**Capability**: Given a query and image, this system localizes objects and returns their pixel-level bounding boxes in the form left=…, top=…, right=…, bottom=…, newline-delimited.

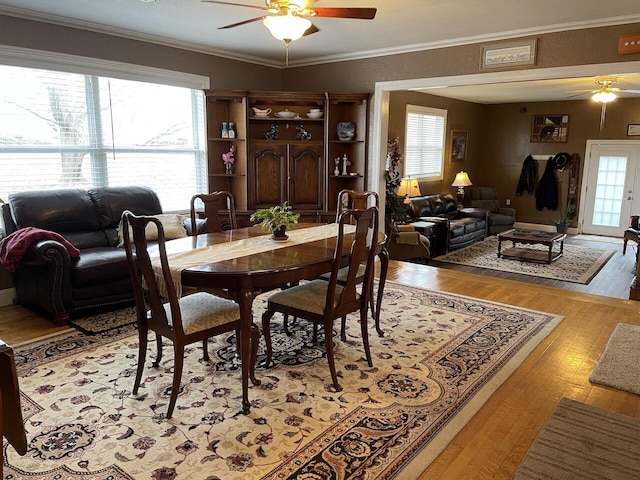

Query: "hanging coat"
left=516, top=155, right=536, bottom=195
left=535, top=158, right=558, bottom=211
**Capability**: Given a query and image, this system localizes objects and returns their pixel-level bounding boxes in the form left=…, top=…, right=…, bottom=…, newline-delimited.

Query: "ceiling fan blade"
left=303, top=23, right=319, bottom=37
left=218, top=16, right=266, bottom=29
left=312, top=7, right=377, bottom=19
left=565, top=92, right=589, bottom=99
left=201, top=0, right=266, bottom=10
left=620, top=89, right=640, bottom=94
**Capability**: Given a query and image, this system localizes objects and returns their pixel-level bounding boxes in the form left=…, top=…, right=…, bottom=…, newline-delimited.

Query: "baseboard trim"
left=0, top=288, right=16, bottom=307
left=513, top=222, right=578, bottom=235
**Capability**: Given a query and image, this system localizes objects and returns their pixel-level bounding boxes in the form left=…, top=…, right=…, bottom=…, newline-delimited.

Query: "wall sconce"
left=397, top=177, right=422, bottom=204
left=451, top=171, right=473, bottom=204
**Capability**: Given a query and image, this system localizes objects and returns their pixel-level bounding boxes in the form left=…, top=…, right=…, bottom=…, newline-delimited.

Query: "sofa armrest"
left=13, top=239, right=74, bottom=324
left=498, top=207, right=516, bottom=217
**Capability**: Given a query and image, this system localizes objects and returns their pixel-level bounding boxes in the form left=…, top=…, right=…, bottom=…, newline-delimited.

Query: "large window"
left=404, top=105, right=447, bottom=180
left=0, top=63, right=206, bottom=212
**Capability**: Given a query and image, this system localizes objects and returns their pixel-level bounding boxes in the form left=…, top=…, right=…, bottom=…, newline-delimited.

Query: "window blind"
left=0, top=64, right=206, bottom=212
left=404, top=105, right=446, bottom=180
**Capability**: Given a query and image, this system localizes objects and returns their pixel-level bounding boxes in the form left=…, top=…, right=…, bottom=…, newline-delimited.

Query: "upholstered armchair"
left=387, top=224, right=431, bottom=263
left=467, top=187, right=515, bottom=235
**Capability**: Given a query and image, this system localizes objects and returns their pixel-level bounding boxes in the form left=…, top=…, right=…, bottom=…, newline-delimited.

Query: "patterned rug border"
left=8, top=281, right=564, bottom=480
left=433, top=236, right=616, bottom=284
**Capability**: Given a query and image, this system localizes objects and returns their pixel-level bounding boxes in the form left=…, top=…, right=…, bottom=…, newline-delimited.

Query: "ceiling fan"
left=201, top=1, right=377, bottom=63
left=566, top=76, right=640, bottom=132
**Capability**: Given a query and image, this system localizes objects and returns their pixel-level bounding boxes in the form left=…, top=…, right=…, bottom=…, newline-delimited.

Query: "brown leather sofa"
left=408, top=193, right=488, bottom=254
left=1, top=186, right=167, bottom=325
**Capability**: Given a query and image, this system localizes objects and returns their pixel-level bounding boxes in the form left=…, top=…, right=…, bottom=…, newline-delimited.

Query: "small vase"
left=225, top=163, right=232, bottom=174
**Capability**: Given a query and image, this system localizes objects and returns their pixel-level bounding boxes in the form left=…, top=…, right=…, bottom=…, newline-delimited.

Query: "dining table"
left=155, top=222, right=388, bottom=414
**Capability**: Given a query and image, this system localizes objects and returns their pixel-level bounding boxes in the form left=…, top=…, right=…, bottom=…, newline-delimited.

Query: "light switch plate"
left=618, top=33, right=640, bottom=54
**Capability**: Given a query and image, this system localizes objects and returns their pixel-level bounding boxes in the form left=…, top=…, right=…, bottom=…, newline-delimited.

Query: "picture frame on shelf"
left=450, top=130, right=468, bottom=163
left=530, top=114, right=569, bottom=143
left=480, top=38, right=537, bottom=71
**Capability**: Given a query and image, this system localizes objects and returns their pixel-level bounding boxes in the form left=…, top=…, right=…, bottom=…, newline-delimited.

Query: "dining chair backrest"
left=190, top=191, right=237, bottom=235
left=121, top=210, right=185, bottom=338
left=326, top=206, right=379, bottom=317
left=335, top=189, right=379, bottom=222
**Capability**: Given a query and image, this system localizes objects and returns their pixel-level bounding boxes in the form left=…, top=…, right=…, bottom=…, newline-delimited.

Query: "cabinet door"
left=249, top=144, right=286, bottom=209
left=288, top=145, right=324, bottom=211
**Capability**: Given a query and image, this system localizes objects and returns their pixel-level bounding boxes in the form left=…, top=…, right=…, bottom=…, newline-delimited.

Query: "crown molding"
left=2, top=5, right=640, bottom=70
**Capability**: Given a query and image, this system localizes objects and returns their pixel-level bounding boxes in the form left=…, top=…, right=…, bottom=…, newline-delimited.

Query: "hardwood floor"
left=0, top=235, right=638, bottom=479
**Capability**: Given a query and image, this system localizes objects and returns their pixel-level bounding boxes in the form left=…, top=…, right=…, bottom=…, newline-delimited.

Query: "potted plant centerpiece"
left=554, top=204, right=575, bottom=233
left=250, top=201, right=300, bottom=240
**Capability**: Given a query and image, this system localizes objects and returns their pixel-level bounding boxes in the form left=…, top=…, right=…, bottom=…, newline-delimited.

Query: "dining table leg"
left=237, top=288, right=255, bottom=415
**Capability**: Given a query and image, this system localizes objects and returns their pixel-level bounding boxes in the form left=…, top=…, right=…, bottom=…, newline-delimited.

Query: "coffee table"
left=497, top=229, right=566, bottom=264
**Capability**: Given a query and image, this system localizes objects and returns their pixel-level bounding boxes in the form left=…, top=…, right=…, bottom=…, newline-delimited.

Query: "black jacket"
left=516, top=155, right=536, bottom=195
left=535, top=158, right=559, bottom=210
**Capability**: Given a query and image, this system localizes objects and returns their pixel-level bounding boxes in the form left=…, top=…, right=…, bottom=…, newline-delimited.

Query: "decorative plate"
left=337, top=121, right=356, bottom=141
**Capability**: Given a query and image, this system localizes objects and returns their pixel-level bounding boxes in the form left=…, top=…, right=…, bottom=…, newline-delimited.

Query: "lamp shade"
left=592, top=90, right=617, bottom=103
left=263, top=14, right=312, bottom=42
left=397, top=177, right=422, bottom=199
left=451, top=171, right=473, bottom=187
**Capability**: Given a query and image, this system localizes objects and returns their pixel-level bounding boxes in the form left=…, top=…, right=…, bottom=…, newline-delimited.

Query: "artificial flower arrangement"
left=222, top=146, right=235, bottom=173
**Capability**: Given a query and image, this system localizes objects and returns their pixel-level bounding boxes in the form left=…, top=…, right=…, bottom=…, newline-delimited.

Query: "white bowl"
left=275, top=110, right=297, bottom=119
left=254, top=112, right=270, bottom=117
left=307, top=112, right=324, bottom=119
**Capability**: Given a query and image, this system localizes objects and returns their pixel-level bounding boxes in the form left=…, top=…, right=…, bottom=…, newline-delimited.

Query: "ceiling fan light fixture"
left=592, top=90, right=617, bottom=103
left=263, top=13, right=311, bottom=42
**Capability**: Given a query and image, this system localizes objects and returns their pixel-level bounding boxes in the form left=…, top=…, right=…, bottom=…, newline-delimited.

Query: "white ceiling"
left=1, top=0, right=640, bottom=102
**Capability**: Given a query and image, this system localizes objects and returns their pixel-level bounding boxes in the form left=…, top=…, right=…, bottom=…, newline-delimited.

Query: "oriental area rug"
left=434, top=236, right=615, bottom=284
left=5, top=281, right=562, bottom=480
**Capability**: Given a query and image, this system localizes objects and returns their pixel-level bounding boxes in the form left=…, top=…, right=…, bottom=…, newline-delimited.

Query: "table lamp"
left=451, top=171, right=472, bottom=204
left=397, top=177, right=422, bottom=204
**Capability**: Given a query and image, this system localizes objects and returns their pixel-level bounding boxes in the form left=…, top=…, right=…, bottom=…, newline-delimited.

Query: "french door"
left=580, top=140, right=640, bottom=236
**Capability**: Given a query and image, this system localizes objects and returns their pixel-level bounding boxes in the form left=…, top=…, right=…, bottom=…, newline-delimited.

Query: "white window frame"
left=404, top=104, right=447, bottom=181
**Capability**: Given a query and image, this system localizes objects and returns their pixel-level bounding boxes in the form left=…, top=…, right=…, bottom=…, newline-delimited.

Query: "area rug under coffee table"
left=434, top=236, right=615, bottom=284
left=5, top=281, right=562, bottom=480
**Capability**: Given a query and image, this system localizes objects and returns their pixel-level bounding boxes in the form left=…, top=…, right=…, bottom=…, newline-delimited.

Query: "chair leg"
left=152, top=332, right=163, bottom=367
left=323, top=319, right=341, bottom=391
left=202, top=338, right=210, bottom=361
left=283, top=315, right=292, bottom=336
left=133, top=326, right=148, bottom=394
left=360, top=307, right=373, bottom=367
left=340, top=315, right=347, bottom=341
left=167, top=343, right=185, bottom=419
left=624, top=237, right=628, bottom=254
left=249, top=324, right=261, bottom=386
left=261, top=309, right=276, bottom=367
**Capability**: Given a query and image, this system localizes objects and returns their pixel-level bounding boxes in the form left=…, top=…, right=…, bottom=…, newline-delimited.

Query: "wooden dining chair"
left=189, top=191, right=237, bottom=236
left=261, top=206, right=379, bottom=391
left=314, top=190, right=384, bottom=338
left=121, top=210, right=260, bottom=418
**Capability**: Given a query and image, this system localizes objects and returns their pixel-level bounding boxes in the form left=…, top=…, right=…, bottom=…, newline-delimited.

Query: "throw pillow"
left=118, top=213, right=188, bottom=247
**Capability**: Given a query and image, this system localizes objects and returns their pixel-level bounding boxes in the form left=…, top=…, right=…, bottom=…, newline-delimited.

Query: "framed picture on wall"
left=530, top=114, right=569, bottom=142
left=450, top=130, right=468, bottom=163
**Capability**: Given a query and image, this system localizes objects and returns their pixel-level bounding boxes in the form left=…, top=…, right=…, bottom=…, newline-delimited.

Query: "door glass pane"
left=592, top=155, right=626, bottom=226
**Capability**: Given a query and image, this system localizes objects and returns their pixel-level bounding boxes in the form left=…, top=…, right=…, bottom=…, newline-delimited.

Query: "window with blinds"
left=0, top=64, right=206, bottom=212
left=404, top=105, right=447, bottom=180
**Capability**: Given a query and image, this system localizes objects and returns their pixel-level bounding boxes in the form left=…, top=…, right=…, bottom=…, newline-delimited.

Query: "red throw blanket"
left=0, top=227, right=81, bottom=272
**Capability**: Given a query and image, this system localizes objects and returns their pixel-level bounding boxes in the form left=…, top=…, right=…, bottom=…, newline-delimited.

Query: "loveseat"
left=1, top=186, right=186, bottom=325
left=408, top=193, right=488, bottom=254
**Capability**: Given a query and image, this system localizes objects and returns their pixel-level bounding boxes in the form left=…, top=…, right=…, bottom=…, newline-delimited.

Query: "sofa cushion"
left=70, top=247, right=130, bottom=287
left=117, top=213, right=188, bottom=247
left=89, top=186, right=163, bottom=230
